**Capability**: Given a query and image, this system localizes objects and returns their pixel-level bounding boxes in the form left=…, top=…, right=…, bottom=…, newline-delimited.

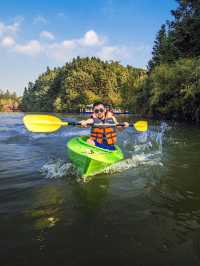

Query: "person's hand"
left=116, top=122, right=129, bottom=131
left=123, top=122, right=129, bottom=128
left=80, top=121, right=88, bottom=127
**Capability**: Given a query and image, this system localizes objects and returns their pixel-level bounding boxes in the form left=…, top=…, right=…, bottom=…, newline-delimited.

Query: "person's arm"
left=112, top=116, right=122, bottom=131
left=113, top=117, right=129, bottom=130
left=79, top=118, right=94, bottom=127
left=112, top=116, right=118, bottom=124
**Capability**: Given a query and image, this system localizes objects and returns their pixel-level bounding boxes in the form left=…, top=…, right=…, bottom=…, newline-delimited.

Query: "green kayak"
left=67, top=136, right=124, bottom=177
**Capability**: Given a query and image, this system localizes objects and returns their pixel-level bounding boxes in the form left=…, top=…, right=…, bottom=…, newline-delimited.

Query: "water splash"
left=40, top=159, right=79, bottom=179
left=104, top=121, right=167, bottom=176
left=104, top=153, right=163, bottom=175
left=155, top=122, right=168, bottom=153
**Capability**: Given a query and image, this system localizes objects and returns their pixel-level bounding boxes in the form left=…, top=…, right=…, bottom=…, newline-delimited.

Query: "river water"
left=1, top=112, right=200, bottom=266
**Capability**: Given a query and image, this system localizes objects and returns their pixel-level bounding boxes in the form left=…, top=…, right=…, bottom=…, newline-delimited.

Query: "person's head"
left=93, top=102, right=106, bottom=119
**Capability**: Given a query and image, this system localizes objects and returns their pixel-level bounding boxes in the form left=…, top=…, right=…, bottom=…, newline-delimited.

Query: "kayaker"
left=80, top=102, right=129, bottom=150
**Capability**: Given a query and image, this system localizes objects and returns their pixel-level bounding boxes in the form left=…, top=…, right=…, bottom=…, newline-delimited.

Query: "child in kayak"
left=80, top=102, right=129, bottom=150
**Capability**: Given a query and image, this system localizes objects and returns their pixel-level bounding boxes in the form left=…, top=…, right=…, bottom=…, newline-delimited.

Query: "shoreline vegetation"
left=2, top=1, right=200, bottom=123
left=0, top=90, right=21, bottom=112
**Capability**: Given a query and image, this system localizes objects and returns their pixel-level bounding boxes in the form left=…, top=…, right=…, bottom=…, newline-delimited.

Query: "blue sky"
left=0, top=0, right=177, bottom=95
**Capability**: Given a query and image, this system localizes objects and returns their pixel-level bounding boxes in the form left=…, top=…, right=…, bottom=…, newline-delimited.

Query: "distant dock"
left=80, top=111, right=131, bottom=115
left=80, top=105, right=131, bottom=115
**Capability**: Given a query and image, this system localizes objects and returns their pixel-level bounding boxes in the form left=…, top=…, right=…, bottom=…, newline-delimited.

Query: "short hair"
left=93, top=102, right=105, bottom=109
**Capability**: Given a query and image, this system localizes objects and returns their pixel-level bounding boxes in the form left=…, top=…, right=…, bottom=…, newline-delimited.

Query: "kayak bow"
left=67, top=136, right=124, bottom=177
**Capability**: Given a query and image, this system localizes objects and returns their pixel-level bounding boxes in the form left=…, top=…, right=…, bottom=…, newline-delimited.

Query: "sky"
left=0, top=0, right=178, bottom=95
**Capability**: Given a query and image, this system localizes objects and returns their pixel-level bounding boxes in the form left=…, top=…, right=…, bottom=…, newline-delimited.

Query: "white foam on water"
left=40, top=159, right=79, bottom=179
left=104, top=152, right=163, bottom=175
left=39, top=152, right=163, bottom=181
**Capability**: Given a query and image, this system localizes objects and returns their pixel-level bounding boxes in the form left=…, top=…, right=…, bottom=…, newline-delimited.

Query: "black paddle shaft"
left=68, top=122, right=129, bottom=127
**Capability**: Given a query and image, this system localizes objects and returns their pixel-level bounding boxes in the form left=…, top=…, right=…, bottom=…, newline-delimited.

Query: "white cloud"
left=1, top=27, right=105, bottom=60
left=0, top=23, right=5, bottom=37
left=45, top=30, right=104, bottom=61
left=97, top=46, right=118, bottom=60
left=97, top=45, right=128, bottom=61
left=40, top=31, right=55, bottom=40
left=9, top=16, right=24, bottom=33
left=0, top=18, right=22, bottom=37
left=46, top=41, right=76, bottom=61
left=33, top=16, right=47, bottom=25
left=44, top=31, right=142, bottom=65
left=96, top=44, right=152, bottom=67
left=62, top=40, right=76, bottom=49
left=14, top=40, right=43, bottom=56
left=1, top=36, right=15, bottom=47
left=80, top=30, right=104, bottom=46
left=7, top=22, right=20, bottom=33
left=0, top=21, right=150, bottom=67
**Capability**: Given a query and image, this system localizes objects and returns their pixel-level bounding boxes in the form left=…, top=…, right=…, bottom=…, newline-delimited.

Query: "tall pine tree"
left=148, top=0, right=200, bottom=71
left=148, top=25, right=169, bottom=71
left=170, top=0, right=200, bottom=57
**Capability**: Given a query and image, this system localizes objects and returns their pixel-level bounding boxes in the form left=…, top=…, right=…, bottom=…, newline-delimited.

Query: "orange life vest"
left=91, top=117, right=117, bottom=145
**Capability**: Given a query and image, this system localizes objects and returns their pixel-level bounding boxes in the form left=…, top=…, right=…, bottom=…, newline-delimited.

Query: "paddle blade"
left=133, top=121, right=148, bottom=132
left=23, top=114, right=64, bottom=133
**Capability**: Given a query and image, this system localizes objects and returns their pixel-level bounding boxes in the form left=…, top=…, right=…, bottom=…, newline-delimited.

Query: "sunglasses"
left=94, top=108, right=105, bottom=114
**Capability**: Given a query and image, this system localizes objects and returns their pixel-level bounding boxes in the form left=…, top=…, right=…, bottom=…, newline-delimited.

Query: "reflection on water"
left=1, top=113, right=200, bottom=265
left=72, top=177, right=110, bottom=217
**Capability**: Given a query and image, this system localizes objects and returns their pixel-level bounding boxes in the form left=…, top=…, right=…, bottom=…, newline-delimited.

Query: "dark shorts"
left=94, top=141, right=115, bottom=151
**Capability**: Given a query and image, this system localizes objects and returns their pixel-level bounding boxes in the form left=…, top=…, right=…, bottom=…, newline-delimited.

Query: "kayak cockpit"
left=67, top=136, right=124, bottom=178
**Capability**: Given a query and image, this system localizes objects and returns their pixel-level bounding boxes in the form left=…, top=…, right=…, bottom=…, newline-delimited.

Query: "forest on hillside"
left=22, top=57, right=146, bottom=113
left=22, top=0, right=200, bottom=122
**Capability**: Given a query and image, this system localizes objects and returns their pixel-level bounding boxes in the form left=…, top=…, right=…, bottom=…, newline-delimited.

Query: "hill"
left=21, top=57, right=146, bottom=112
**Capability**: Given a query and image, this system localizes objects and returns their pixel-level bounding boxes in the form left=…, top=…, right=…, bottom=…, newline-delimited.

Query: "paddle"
left=23, top=114, right=148, bottom=133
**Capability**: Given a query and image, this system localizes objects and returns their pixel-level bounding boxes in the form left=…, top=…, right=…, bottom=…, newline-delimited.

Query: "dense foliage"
left=135, top=58, right=200, bottom=121
left=141, top=0, right=200, bottom=122
left=21, top=57, right=146, bottom=112
left=0, top=90, right=21, bottom=112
